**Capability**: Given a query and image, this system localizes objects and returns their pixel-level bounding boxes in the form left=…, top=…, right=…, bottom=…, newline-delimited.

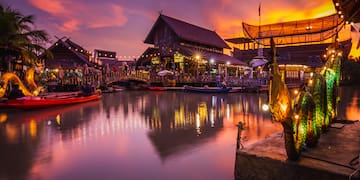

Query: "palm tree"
left=0, top=3, right=51, bottom=72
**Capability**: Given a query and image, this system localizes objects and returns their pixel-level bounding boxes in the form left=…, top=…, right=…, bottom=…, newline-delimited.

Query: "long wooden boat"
left=0, top=94, right=101, bottom=109
left=184, top=85, right=232, bottom=93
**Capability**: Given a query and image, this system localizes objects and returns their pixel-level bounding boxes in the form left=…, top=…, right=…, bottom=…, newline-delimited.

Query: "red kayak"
left=1, top=94, right=101, bottom=109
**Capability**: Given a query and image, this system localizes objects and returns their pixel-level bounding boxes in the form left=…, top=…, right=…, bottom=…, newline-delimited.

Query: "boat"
left=0, top=94, right=101, bottom=109
left=184, top=85, right=232, bottom=93
left=148, top=86, right=167, bottom=91
left=102, top=85, right=125, bottom=93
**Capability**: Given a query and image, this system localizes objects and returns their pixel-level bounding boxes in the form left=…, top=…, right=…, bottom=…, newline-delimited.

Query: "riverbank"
left=234, top=120, right=360, bottom=180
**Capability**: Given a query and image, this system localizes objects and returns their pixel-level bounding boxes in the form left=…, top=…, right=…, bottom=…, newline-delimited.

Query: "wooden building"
left=137, top=14, right=248, bottom=80
left=43, top=38, right=99, bottom=90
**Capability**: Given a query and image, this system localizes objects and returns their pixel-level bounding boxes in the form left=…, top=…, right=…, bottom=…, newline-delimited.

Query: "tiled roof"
left=145, top=14, right=230, bottom=49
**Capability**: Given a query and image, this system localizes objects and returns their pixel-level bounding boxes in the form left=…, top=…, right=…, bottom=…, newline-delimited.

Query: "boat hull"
left=184, top=86, right=232, bottom=93
left=2, top=94, right=101, bottom=109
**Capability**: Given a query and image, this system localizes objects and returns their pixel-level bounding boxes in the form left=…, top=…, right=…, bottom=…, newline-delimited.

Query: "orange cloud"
left=61, top=19, right=79, bottom=32
left=207, top=0, right=336, bottom=38
left=28, top=0, right=128, bottom=32
left=28, top=0, right=66, bottom=15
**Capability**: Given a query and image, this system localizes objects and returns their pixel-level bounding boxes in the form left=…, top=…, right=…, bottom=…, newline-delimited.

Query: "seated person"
left=81, top=83, right=94, bottom=96
left=8, top=84, right=25, bottom=99
left=221, top=81, right=227, bottom=88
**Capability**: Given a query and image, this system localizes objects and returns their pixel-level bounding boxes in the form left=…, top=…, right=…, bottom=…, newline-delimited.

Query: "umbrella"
left=249, top=59, right=268, bottom=68
left=157, top=70, right=174, bottom=76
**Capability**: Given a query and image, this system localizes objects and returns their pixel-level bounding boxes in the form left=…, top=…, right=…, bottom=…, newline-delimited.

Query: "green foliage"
left=0, top=3, right=51, bottom=69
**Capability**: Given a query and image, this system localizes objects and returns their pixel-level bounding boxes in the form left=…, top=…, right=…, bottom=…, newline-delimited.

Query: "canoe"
left=0, top=94, right=101, bottom=109
left=184, top=85, right=232, bottom=93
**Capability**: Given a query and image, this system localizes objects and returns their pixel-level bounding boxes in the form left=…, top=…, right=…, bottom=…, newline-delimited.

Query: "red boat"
left=0, top=94, right=101, bottom=109
left=148, top=86, right=167, bottom=91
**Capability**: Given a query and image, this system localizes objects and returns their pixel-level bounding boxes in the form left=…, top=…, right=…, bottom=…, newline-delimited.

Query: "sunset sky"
left=3, top=0, right=358, bottom=58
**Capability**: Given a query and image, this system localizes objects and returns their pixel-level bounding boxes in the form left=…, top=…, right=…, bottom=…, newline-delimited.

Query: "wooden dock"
left=234, top=120, right=360, bottom=180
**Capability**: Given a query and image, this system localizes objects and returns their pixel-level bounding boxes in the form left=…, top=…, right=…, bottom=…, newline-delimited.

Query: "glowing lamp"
left=262, top=104, right=269, bottom=111
left=210, top=59, right=215, bottom=64
left=226, top=61, right=231, bottom=66
left=294, top=89, right=299, bottom=95
left=294, top=114, right=299, bottom=120
left=308, top=79, right=313, bottom=85
left=195, top=55, right=200, bottom=60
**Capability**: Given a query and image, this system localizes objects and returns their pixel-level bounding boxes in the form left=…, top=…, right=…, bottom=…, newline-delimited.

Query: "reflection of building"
left=226, top=14, right=352, bottom=83
left=137, top=14, right=248, bottom=79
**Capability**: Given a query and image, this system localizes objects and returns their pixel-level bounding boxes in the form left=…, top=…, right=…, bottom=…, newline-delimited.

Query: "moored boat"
left=0, top=94, right=101, bottom=109
left=184, top=85, right=232, bottom=93
left=148, top=86, right=167, bottom=91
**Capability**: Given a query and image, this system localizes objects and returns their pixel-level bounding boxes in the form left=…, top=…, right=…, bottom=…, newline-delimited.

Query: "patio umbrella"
left=157, top=70, right=174, bottom=76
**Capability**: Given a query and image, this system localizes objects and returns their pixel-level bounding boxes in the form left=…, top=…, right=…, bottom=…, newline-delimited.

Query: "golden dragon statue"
left=0, top=68, right=43, bottom=98
left=268, top=38, right=341, bottom=160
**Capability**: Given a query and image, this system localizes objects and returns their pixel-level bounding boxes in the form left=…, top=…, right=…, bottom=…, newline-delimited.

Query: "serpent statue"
left=0, top=68, right=43, bottom=98
left=268, top=38, right=341, bottom=160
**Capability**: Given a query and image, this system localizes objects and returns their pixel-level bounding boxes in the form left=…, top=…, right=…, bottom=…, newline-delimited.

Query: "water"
left=0, top=87, right=359, bottom=180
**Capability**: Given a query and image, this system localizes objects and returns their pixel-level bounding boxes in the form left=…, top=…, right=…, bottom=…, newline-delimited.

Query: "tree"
left=0, top=3, right=51, bottom=71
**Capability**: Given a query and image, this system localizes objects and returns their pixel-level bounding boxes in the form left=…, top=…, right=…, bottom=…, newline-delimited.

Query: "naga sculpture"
left=268, top=38, right=341, bottom=160
left=0, top=68, right=43, bottom=98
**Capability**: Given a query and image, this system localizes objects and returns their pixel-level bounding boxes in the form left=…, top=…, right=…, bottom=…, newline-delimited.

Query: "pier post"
left=236, top=122, right=243, bottom=150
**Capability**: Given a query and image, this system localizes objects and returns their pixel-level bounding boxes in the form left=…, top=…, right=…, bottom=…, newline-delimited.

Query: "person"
left=216, top=74, right=221, bottom=87
left=81, top=83, right=94, bottom=96
left=8, top=84, right=25, bottom=99
left=221, top=81, right=227, bottom=88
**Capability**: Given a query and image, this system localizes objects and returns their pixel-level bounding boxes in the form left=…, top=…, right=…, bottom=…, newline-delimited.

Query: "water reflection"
left=0, top=87, right=358, bottom=179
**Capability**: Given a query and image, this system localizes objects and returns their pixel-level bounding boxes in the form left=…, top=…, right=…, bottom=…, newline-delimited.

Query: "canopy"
left=242, top=13, right=344, bottom=46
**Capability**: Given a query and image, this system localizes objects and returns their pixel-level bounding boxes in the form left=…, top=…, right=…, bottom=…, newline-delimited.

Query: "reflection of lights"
left=5, top=125, right=17, bottom=143
left=48, top=120, right=52, bottom=125
left=310, top=72, right=314, bottom=77
left=29, top=119, right=37, bottom=138
left=226, top=104, right=230, bottom=120
left=262, top=104, right=269, bottom=111
left=210, top=109, right=215, bottom=127
left=196, top=113, right=201, bottom=135
left=56, top=114, right=61, bottom=125
left=0, top=113, right=7, bottom=123
left=210, top=59, right=215, bottom=64
left=212, top=96, right=217, bottom=107
left=197, top=102, right=208, bottom=122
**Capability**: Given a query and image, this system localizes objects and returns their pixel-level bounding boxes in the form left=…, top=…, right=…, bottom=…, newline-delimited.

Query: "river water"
left=0, top=86, right=359, bottom=180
